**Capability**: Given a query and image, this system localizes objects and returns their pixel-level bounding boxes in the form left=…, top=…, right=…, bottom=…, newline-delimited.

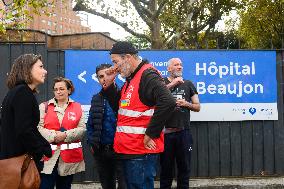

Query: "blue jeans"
left=40, top=162, right=73, bottom=189
left=160, top=129, right=193, bottom=189
left=122, top=154, right=158, bottom=189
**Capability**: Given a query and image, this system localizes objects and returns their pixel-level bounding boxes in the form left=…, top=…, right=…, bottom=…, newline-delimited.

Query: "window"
left=47, top=21, right=52, bottom=26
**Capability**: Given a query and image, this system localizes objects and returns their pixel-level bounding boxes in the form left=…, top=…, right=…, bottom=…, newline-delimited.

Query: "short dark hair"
left=53, top=77, right=75, bottom=95
left=96, top=63, right=112, bottom=74
left=7, top=54, right=42, bottom=89
left=109, top=41, right=138, bottom=55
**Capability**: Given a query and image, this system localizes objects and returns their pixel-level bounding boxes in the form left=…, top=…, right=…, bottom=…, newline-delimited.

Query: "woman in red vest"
left=38, top=77, right=86, bottom=189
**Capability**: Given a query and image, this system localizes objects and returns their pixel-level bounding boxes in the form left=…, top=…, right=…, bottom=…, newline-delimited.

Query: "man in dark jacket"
left=105, top=41, right=176, bottom=189
left=87, top=63, right=126, bottom=189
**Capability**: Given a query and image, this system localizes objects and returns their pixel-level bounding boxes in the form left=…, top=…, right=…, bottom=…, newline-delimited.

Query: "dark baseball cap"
left=109, top=41, right=138, bottom=55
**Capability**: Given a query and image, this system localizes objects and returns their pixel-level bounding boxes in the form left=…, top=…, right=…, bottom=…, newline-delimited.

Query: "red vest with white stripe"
left=44, top=102, right=83, bottom=163
left=114, top=64, right=164, bottom=154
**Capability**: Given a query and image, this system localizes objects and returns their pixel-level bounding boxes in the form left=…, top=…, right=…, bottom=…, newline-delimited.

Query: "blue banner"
left=65, top=50, right=278, bottom=121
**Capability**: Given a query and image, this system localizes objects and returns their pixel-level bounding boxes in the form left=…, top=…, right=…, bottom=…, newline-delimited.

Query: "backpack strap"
left=44, top=101, right=48, bottom=113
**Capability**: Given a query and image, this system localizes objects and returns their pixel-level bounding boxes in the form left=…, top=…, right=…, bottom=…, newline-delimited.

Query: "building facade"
left=0, top=0, right=90, bottom=35
left=27, top=0, right=90, bottom=34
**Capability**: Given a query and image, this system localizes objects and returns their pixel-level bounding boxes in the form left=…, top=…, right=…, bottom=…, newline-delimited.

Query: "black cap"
left=109, top=41, right=138, bottom=55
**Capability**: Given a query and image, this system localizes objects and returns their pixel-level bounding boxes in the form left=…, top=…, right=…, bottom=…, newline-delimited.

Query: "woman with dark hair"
left=38, top=77, right=86, bottom=189
left=0, top=54, right=52, bottom=168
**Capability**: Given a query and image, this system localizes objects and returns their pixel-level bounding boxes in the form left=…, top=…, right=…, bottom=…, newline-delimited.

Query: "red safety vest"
left=44, top=102, right=83, bottom=163
left=114, top=64, right=164, bottom=154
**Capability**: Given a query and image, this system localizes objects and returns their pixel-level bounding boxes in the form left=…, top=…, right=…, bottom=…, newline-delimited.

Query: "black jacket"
left=0, top=82, right=52, bottom=165
left=86, top=87, right=119, bottom=151
left=86, top=91, right=104, bottom=149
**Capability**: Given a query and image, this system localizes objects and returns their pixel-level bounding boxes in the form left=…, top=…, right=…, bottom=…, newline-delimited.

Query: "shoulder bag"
left=0, top=154, right=40, bottom=189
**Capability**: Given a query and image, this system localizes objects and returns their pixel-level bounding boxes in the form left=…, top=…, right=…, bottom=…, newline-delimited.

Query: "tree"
left=73, top=0, right=240, bottom=49
left=160, top=0, right=241, bottom=49
left=0, top=0, right=51, bottom=33
left=74, top=0, right=168, bottom=49
left=238, top=0, right=284, bottom=49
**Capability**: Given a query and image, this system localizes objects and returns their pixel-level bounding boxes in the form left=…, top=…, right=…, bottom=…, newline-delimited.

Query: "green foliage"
left=125, top=35, right=151, bottom=49
left=160, top=0, right=241, bottom=49
left=74, top=0, right=242, bottom=49
left=238, top=0, right=284, bottom=49
left=173, top=31, right=240, bottom=49
left=0, top=0, right=51, bottom=33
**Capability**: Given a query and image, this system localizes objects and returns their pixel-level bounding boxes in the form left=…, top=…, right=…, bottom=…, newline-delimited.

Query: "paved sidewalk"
left=72, top=177, right=284, bottom=189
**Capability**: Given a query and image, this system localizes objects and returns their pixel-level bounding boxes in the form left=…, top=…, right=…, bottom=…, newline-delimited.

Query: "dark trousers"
left=40, top=162, right=73, bottom=189
left=122, top=154, right=158, bottom=189
left=94, top=146, right=126, bottom=189
left=160, top=129, right=193, bottom=189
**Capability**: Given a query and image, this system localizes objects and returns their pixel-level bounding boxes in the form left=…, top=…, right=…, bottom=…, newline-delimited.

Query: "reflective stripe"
left=118, top=108, right=154, bottom=117
left=61, top=142, right=82, bottom=150
left=50, top=142, right=82, bottom=151
left=116, top=126, right=146, bottom=134
left=50, top=144, right=58, bottom=150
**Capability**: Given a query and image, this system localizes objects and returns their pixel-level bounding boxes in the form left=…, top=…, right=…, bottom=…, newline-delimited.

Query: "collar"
left=48, top=98, right=74, bottom=106
left=126, top=60, right=147, bottom=82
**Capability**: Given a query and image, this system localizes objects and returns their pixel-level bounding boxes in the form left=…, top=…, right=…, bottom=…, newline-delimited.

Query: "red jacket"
left=44, top=102, right=83, bottom=163
left=114, top=64, right=164, bottom=154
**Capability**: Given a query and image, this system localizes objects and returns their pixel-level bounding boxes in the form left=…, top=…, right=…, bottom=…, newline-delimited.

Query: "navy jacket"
left=87, top=86, right=119, bottom=152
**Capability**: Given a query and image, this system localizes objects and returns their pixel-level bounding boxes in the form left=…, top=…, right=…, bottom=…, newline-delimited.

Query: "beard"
left=119, top=61, right=132, bottom=78
left=172, top=71, right=182, bottom=78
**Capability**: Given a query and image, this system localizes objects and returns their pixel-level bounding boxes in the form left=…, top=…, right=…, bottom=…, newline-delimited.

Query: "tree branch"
left=154, top=0, right=169, bottom=19
left=89, top=9, right=150, bottom=40
left=73, top=4, right=151, bottom=41
left=139, top=0, right=150, bottom=6
left=130, top=0, right=154, bottom=27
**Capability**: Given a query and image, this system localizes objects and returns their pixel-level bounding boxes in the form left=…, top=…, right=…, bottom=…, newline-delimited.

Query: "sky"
left=89, top=15, right=131, bottom=40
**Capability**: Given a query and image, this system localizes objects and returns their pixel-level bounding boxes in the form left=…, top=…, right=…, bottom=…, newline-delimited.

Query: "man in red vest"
left=104, top=41, right=176, bottom=189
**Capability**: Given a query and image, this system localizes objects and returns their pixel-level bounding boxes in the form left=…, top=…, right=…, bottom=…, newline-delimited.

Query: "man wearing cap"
left=160, top=58, right=200, bottom=189
left=104, top=41, right=176, bottom=189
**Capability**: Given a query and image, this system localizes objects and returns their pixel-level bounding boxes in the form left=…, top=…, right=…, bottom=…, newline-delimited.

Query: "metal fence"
left=1, top=42, right=284, bottom=182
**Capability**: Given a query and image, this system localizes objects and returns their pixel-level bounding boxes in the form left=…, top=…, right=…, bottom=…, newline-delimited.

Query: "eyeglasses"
left=53, top=88, right=67, bottom=92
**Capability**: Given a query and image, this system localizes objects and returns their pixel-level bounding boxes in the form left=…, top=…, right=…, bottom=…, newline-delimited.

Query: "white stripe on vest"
left=118, top=108, right=154, bottom=117
left=116, top=126, right=146, bottom=134
left=50, top=142, right=82, bottom=150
